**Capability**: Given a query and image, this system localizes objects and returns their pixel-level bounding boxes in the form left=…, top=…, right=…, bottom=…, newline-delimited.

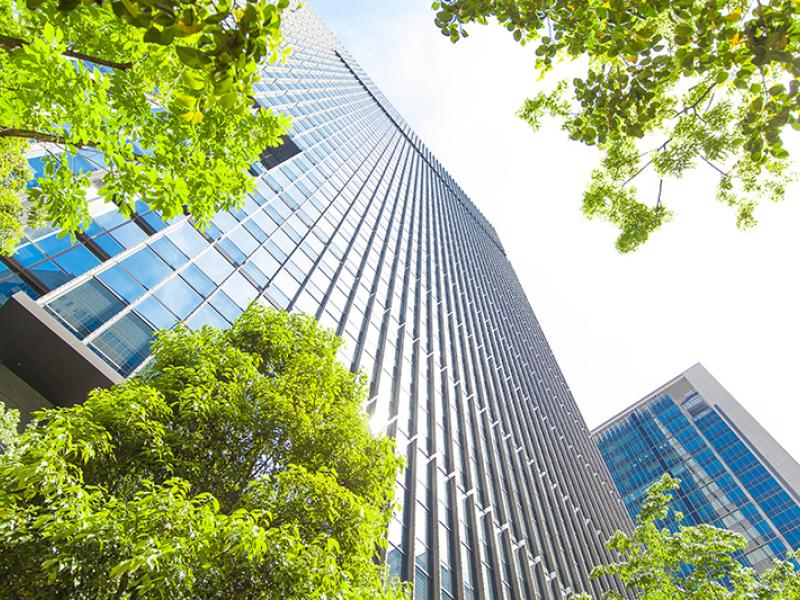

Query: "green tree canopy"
left=577, top=474, right=800, bottom=598
left=433, top=0, right=799, bottom=252
left=0, top=304, right=408, bottom=599
left=0, top=0, right=292, bottom=253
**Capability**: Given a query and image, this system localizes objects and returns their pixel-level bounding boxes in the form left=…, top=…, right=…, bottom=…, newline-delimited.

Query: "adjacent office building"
left=0, top=5, right=632, bottom=598
left=593, top=363, right=800, bottom=571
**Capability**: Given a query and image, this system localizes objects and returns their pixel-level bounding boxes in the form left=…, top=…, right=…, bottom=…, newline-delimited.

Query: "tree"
left=575, top=474, right=800, bottom=598
left=0, top=304, right=409, bottom=599
left=433, top=0, right=799, bottom=252
left=0, top=0, right=292, bottom=253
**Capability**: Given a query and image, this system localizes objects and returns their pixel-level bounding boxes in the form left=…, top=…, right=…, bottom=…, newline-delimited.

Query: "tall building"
left=0, top=6, right=632, bottom=599
left=593, top=363, right=800, bottom=572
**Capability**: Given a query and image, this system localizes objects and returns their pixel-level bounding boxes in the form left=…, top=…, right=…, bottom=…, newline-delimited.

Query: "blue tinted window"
left=150, top=237, right=188, bottom=269
left=186, top=304, right=229, bottom=330
left=134, top=296, right=178, bottom=330
left=264, top=284, right=290, bottom=310
left=270, top=229, right=296, bottom=257
left=121, top=247, right=172, bottom=288
left=194, top=248, right=234, bottom=285
left=140, top=211, right=166, bottom=232
left=169, top=223, right=208, bottom=256
left=53, top=245, right=101, bottom=277
left=110, top=222, right=148, bottom=249
left=25, top=260, right=70, bottom=290
left=218, top=239, right=247, bottom=266
left=97, top=266, right=146, bottom=303
left=249, top=211, right=277, bottom=237
left=0, top=275, right=36, bottom=306
left=91, top=313, right=154, bottom=375
left=227, top=227, right=259, bottom=255
left=153, top=277, right=202, bottom=320
left=209, top=290, right=242, bottom=322
left=249, top=248, right=280, bottom=279
left=211, top=211, right=238, bottom=234
left=13, top=244, right=45, bottom=267
left=243, top=220, right=268, bottom=243
left=181, top=264, right=216, bottom=297
left=221, top=272, right=257, bottom=309
left=242, top=262, right=268, bottom=288
left=95, top=209, right=126, bottom=231
left=47, top=279, right=125, bottom=338
left=36, top=234, right=73, bottom=256
left=93, top=233, right=125, bottom=257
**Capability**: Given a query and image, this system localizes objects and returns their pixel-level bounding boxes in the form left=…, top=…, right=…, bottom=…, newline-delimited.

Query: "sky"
left=310, top=1, right=800, bottom=461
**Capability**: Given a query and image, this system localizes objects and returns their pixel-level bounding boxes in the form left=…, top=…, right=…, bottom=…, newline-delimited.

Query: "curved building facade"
left=0, top=6, right=631, bottom=598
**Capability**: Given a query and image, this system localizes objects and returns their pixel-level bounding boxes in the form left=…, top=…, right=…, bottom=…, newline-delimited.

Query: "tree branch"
left=621, top=137, right=672, bottom=188
left=0, top=127, right=149, bottom=163
left=655, top=179, right=664, bottom=210
left=0, top=127, right=95, bottom=148
left=0, top=34, right=132, bottom=70
left=701, top=155, right=729, bottom=177
left=674, top=80, right=716, bottom=118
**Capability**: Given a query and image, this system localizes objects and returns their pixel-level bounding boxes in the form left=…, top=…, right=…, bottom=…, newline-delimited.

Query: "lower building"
left=593, top=363, right=800, bottom=571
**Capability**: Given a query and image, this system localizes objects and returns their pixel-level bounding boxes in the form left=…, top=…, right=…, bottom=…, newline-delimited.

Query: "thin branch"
left=0, top=127, right=149, bottom=163
left=655, top=179, right=664, bottom=210
left=674, top=80, right=716, bottom=118
left=622, top=157, right=655, bottom=187
left=621, top=137, right=672, bottom=187
left=0, top=34, right=132, bottom=70
left=0, top=127, right=95, bottom=148
left=701, top=155, right=729, bottom=177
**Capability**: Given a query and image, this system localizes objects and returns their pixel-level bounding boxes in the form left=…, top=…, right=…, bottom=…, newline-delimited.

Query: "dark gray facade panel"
left=0, top=5, right=633, bottom=598
left=0, top=292, right=122, bottom=407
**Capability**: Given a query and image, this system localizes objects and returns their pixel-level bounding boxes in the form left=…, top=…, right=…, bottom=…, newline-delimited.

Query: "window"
left=169, top=223, right=208, bottom=257
left=91, top=312, right=154, bottom=375
left=53, top=245, right=101, bottom=278
left=97, top=266, right=146, bottom=303
left=150, top=237, right=189, bottom=269
left=153, top=276, right=202, bottom=320
left=194, top=248, right=234, bottom=285
left=134, top=296, right=178, bottom=330
left=209, top=290, right=242, bottom=322
left=221, top=272, right=257, bottom=309
left=48, top=279, right=125, bottom=338
left=120, top=247, right=172, bottom=289
left=181, top=264, right=216, bottom=297
left=109, top=221, right=149, bottom=249
left=187, top=304, right=229, bottom=330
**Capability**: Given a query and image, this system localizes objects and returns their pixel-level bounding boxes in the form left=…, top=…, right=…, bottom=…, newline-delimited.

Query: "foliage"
left=433, top=0, right=799, bottom=252
left=574, top=474, right=800, bottom=599
left=0, top=138, right=30, bottom=253
left=0, top=304, right=408, bottom=600
left=0, top=404, right=20, bottom=454
left=0, top=0, right=291, bottom=252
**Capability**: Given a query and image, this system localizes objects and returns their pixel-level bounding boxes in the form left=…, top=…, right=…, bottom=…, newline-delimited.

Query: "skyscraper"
left=593, top=363, right=800, bottom=572
left=0, top=6, right=632, bottom=598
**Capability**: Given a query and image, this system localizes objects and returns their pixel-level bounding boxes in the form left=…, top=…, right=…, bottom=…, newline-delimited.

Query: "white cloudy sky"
left=310, top=1, right=800, bottom=460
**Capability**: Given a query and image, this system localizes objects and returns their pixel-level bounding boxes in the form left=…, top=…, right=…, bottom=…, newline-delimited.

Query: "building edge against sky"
left=0, top=4, right=633, bottom=599
left=593, top=363, right=800, bottom=572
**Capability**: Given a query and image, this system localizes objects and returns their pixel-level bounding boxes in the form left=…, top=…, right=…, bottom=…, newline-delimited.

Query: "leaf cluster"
left=433, top=0, right=799, bottom=251
left=0, top=0, right=291, bottom=251
left=575, top=474, right=800, bottom=599
left=0, top=304, right=408, bottom=599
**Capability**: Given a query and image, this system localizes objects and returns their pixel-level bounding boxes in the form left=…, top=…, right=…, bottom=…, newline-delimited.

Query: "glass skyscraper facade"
left=593, top=364, right=800, bottom=572
left=0, top=5, right=633, bottom=599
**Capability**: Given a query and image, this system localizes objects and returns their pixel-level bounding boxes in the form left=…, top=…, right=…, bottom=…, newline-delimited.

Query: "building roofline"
left=590, top=362, right=703, bottom=436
